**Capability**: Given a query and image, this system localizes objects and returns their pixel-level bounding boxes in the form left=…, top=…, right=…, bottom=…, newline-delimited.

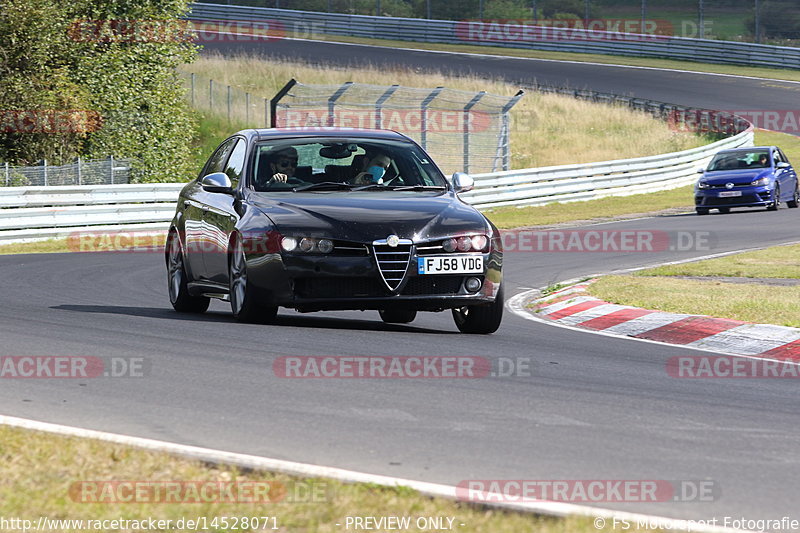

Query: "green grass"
left=637, top=244, right=800, bottom=279
left=0, top=425, right=637, bottom=533
left=590, top=274, right=800, bottom=327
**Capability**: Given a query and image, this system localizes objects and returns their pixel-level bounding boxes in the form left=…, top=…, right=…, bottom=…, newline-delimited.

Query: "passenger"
left=351, top=152, right=392, bottom=185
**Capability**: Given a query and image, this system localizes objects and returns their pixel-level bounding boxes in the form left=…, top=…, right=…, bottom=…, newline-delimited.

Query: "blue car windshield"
left=708, top=151, right=770, bottom=171
left=250, top=138, right=449, bottom=192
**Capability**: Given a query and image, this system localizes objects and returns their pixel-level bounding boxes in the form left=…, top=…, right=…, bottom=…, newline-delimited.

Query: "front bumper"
left=695, top=185, right=773, bottom=208
left=246, top=250, right=502, bottom=312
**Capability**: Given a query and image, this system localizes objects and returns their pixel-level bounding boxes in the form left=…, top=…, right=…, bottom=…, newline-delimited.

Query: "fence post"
left=327, top=82, right=353, bottom=126
left=500, top=90, right=525, bottom=171
left=77, top=156, right=82, bottom=185
left=43, top=159, right=48, bottom=186
left=374, top=84, right=399, bottom=129
left=110, top=155, right=115, bottom=185
left=420, top=87, right=443, bottom=151
left=246, top=92, right=251, bottom=124
left=462, top=92, right=485, bottom=174
left=227, top=85, right=232, bottom=123
left=191, top=73, right=196, bottom=107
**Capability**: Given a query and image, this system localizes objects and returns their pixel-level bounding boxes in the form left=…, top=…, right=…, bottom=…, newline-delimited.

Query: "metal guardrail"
left=0, top=129, right=753, bottom=243
left=0, top=184, right=184, bottom=244
left=461, top=128, right=754, bottom=209
left=188, top=3, right=800, bottom=69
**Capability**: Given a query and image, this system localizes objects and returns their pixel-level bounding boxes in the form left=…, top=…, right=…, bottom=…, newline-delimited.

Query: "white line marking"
left=0, top=414, right=747, bottom=533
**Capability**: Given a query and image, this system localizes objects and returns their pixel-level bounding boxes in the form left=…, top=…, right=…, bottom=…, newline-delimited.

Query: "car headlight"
left=281, top=237, right=334, bottom=253
left=751, top=177, right=769, bottom=186
left=697, top=181, right=710, bottom=189
left=280, top=236, right=298, bottom=252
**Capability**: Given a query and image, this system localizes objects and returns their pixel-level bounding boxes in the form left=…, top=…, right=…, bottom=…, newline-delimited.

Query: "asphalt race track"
left=3, top=41, right=800, bottom=524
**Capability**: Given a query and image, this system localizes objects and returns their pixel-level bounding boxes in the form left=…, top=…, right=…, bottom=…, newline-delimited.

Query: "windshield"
left=250, top=138, right=448, bottom=192
left=707, top=150, right=771, bottom=171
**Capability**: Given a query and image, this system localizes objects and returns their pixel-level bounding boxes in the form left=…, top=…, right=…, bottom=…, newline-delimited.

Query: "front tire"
left=166, top=231, right=210, bottom=313
left=379, top=309, right=417, bottom=324
left=768, top=185, right=781, bottom=211
left=229, top=235, right=277, bottom=324
left=717, top=207, right=730, bottom=214
left=452, top=284, right=504, bottom=334
left=696, top=207, right=709, bottom=215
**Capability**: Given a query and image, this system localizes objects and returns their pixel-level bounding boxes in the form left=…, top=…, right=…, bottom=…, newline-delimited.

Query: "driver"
left=265, top=146, right=299, bottom=184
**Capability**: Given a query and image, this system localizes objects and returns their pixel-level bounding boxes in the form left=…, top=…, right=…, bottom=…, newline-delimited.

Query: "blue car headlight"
left=697, top=181, right=710, bottom=189
left=750, top=177, right=769, bottom=187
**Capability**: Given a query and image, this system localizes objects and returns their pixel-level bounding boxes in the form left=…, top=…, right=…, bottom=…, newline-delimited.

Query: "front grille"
left=705, top=183, right=751, bottom=189
left=401, top=275, right=466, bottom=296
left=373, top=244, right=411, bottom=291
left=294, top=277, right=386, bottom=298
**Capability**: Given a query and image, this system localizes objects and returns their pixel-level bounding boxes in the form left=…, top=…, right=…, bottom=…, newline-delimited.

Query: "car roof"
left=238, top=128, right=414, bottom=143
left=716, top=146, right=776, bottom=155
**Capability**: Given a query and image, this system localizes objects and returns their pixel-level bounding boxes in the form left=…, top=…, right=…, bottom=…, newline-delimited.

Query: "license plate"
left=718, top=191, right=742, bottom=197
left=417, top=255, right=484, bottom=275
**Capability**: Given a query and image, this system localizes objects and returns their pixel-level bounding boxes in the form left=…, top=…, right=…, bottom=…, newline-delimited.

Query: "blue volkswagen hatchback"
left=695, top=146, right=799, bottom=215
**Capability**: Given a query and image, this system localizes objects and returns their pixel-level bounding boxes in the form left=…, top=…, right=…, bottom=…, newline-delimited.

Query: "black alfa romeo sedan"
left=165, top=128, right=503, bottom=333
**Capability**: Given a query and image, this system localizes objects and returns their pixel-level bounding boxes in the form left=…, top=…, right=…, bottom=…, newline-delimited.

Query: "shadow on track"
left=50, top=304, right=454, bottom=334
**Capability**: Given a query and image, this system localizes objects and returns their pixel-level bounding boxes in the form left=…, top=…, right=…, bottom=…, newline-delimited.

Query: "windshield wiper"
left=293, top=181, right=353, bottom=192
left=390, top=185, right=447, bottom=191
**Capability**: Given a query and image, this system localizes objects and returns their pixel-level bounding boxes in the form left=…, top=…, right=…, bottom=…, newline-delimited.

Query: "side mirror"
left=777, top=162, right=790, bottom=169
left=696, top=168, right=705, bottom=174
left=452, top=172, right=474, bottom=193
left=201, top=172, right=233, bottom=193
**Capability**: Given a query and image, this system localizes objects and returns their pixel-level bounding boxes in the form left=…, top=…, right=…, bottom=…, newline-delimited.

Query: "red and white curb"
left=516, top=280, right=800, bottom=361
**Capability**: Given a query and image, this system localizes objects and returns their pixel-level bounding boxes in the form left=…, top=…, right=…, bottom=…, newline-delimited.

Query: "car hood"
left=701, top=169, right=771, bottom=185
left=248, top=191, right=491, bottom=242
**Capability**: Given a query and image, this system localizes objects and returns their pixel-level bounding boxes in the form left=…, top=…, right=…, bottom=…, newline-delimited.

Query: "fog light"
left=281, top=236, right=297, bottom=252
left=299, top=237, right=315, bottom=252
left=465, top=277, right=482, bottom=293
left=318, top=239, right=334, bottom=253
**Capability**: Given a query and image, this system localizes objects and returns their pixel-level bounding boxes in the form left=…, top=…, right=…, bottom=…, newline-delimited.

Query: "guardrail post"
left=463, top=92, right=485, bottom=173
left=4, top=162, right=8, bottom=187
left=110, top=155, right=115, bottom=185
left=420, top=87, right=443, bottom=151
left=43, top=159, right=47, bottom=186
left=375, top=84, right=399, bottom=129
left=327, top=82, right=353, bottom=126
left=77, top=156, right=82, bottom=185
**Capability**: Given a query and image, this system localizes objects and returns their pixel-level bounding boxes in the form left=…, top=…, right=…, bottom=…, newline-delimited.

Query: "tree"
left=0, top=0, right=198, bottom=182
